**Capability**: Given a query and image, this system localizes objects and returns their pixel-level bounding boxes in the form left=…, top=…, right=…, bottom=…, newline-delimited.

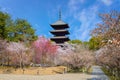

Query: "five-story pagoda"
left=50, top=11, right=70, bottom=45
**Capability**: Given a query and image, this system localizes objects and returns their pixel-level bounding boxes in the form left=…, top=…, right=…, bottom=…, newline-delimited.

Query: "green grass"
left=102, top=67, right=120, bottom=80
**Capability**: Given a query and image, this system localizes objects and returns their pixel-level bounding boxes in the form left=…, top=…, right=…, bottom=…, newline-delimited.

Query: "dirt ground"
left=0, top=66, right=93, bottom=80
left=0, top=66, right=67, bottom=75
left=0, top=73, right=92, bottom=80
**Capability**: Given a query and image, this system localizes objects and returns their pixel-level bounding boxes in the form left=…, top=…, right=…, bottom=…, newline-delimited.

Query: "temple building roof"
left=51, top=20, right=68, bottom=26
left=51, top=36, right=69, bottom=39
left=50, top=29, right=68, bottom=32
left=50, top=30, right=69, bottom=35
left=50, top=36, right=70, bottom=42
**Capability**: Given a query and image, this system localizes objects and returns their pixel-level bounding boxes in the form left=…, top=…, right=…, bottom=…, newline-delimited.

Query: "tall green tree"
left=0, top=11, right=37, bottom=43
left=8, top=19, right=37, bottom=43
left=0, top=11, right=10, bottom=39
left=88, top=36, right=102, bottom=50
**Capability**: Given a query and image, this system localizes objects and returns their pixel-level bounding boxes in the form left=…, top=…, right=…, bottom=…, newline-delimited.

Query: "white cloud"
left=0, top=7, right=11, bottom=13
left=68, top=0, right=85, bottom=11
left=69, top=0, right=85, bottom=5
left=101, top=0, right=113, bottom=6
left=68, top=0, right=99, bottom=41
left=0, top=7, right=7, bottom=12
left=75, top=6, right=98, bottom=41
left=35, top=24, right=40, bottom=29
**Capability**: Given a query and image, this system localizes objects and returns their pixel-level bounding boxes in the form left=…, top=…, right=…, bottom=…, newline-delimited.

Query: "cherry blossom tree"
left=57, top=45, right=95, bottom=72
left=96, top=44, right=120, bottom=79
left=32, top=36, right=58, bottom=66
left=0, top=39, right=8, bottom=66
left=6, top=42, right=30, bottom=68
left=92, top=11, right=120, bottom=79
left=92, top=11, right=120, bottom=46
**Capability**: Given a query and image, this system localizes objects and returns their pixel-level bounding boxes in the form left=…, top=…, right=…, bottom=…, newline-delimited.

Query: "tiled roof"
left=50, top=30, right=68, bottom=32
left=51, top=36, right=69, bottom=39
left=51, top=20, right=68, bottom=26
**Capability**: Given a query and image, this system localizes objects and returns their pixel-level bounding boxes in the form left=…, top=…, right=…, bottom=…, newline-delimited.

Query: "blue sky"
left=0, top=0, right=120, bottom=41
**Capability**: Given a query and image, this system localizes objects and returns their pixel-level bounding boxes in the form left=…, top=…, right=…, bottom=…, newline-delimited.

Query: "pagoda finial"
left=59, top=9, right=61, bottom=20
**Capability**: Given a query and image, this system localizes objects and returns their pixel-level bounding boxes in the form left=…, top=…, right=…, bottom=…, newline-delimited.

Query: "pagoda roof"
left=51, top=20, right=68, bottom=26
left=50, top=30, right=69, bottom=35
left=51, top=36, right=69, bottom=39
left=53, top=36, right=68, bottom=39
left=50, top=29, right=68, bottom=32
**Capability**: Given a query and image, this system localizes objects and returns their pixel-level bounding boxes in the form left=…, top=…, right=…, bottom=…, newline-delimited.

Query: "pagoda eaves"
left=50, top=13, right=70, bottom=45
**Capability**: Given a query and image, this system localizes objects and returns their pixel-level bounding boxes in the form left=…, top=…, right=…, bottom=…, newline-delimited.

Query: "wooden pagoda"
left=50, top=12, right=70, bottom=45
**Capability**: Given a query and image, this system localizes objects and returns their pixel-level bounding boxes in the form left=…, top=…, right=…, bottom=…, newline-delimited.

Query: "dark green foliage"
left=88, top=37, right=102, bottom=50
left=7, top=19, right=37, bottom=42
left=81, top=37, right=102, bottom=50
left=68, top=67, right=83, bottom=73
left=0, top=11, right=37, bottom=43
left=0, top=11, right=10, bottom=39
left=68, top=39, right=82, bottom=44
left=68, top=38, right=101, bottom=50
left=102, top=67, right=120, bottom=80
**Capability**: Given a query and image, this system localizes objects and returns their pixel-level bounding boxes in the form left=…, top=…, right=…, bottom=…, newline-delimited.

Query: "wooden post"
left=23, top=69, right=25, bottom=74
left=37, top=70, right=39, bottom=75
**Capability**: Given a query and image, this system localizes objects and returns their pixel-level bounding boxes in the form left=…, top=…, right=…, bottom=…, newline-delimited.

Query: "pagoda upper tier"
left=50, top=19, right=70, bottom=44
left=50, top=20, right=69, bottom=29
left=50, top=29, right=69, bottom=36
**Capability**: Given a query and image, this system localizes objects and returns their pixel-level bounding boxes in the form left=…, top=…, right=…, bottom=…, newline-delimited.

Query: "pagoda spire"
left=59, top=9, right=61, bottom=20
left=50, top=10, right=70, bottom=45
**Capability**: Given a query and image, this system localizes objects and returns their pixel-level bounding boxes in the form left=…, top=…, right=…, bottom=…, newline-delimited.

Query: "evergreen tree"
left=88, top=36, right=102, bottom=50
left=8, top=19, right=37, bottom=42
left=0, top=11, right=10, bottom=39
left=0, top=11, right=37, bottom=43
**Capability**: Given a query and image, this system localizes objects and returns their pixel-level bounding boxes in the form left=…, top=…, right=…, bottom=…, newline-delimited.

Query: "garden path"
left=87, top=66, right=110, bottom=80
